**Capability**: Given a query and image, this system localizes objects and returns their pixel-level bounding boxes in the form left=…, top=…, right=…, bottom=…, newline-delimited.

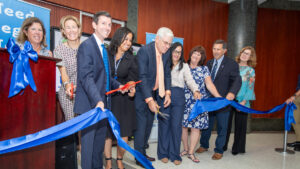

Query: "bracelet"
left=63, top=81, right=69, bottom=89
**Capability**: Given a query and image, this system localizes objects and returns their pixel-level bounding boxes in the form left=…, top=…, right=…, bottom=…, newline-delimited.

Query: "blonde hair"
left=17, top=17, right=47, bottom=47
left=60, top=15, right=82, bottom=39
left=235, top=46, right=257, bottom=68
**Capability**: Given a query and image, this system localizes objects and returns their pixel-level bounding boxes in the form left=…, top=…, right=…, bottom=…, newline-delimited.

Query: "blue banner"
left=146, top=32, right=184, bottom=45
left=0, top=0, right=50, bottom=49
left=0, top=108, right=154, bottom=169
left=189, top=98, right=297, bottom=131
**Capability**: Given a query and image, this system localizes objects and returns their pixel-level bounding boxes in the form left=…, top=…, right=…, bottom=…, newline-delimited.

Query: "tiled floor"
left=78, top=132, right=300, bottom=169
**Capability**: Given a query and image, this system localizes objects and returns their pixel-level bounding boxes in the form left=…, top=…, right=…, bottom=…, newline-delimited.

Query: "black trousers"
left=224, top=108, right=248, bottom=153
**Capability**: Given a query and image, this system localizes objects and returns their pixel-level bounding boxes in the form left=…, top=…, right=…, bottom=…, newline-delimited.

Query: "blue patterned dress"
left=182, top=66, right=210, bottom=129
left=236, top=66, right=256, bottom=107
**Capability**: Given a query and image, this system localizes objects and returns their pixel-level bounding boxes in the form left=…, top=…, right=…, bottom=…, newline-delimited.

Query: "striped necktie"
left=211, top=61, right=218, bottom=81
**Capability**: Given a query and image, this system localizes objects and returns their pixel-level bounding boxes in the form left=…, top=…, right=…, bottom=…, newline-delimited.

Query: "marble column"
left=227, top=0, right=258, bottom=133
left=227, top=0, right=258, bottom=59
left=127, top=0, right=138, bottom=42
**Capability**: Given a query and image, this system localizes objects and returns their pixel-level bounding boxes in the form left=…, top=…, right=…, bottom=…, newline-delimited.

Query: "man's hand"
left=226, top=92, right=235, bottom=100
left=95, top=101, right=105, bottom=111
left=193, top=91, right=202, bottom=100
left=164, top=94, right=171, bottom=108
left=148, top=100, right=159, bottom=113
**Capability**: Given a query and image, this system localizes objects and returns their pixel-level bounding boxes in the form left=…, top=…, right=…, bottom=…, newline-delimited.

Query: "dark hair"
left=213, top=39, right=227, bottom=49
left=169, top=42, right=184, bottom=71
left=93, top=11, right=111, bottom=24
left=17, top=17, right=47, bottom=47
left=108, top=27, right=134, bottom=56
left=187, top=46, right=207, bottom=66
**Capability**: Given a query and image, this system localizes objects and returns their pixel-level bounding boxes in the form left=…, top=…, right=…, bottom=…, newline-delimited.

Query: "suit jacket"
left=74, top=35, right=120, bottom=114
left=207, top=56, right=242, bottom=112
left=136, top=41, right=171, bottom=100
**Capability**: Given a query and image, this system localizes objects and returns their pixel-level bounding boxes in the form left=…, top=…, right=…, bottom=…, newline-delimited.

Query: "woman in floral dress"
left=181, top=46, right=221, bottom=163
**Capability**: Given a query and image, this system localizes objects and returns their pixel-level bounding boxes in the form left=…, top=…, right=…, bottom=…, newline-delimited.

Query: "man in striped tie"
left=196, top=40, right=241, bottom=160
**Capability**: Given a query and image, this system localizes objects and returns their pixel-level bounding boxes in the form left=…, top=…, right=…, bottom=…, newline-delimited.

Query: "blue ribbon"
left=189, top=98, right=297, bottom=131
left=6, top=38, right=38, bottom=98
left=0, top=108, right=154, bottom=169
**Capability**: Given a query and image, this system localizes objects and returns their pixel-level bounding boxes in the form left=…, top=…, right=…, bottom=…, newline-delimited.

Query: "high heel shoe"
left=117, top=158, right=125, bottom=169
left=105, top=157, right=112, bottom=169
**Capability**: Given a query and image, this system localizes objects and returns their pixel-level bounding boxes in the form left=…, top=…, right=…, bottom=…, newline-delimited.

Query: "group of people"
left=15, top=11, right=266, bottom=169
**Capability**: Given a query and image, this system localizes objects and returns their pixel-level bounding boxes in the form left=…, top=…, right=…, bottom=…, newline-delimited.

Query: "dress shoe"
left=212, top=153, right=223, bottom=160
left=145, top=154, right=155, bottom=161
left=294, top=145, right=300, bottom=151
left=173, top=160, right=181, bottom=165
left=223, top=147, right=228, bottom=151
left=160, top=157, right=168, bottom=163
left=136, top=161, right=145, bottom=168
left=287, top=141, right=300, bottom=147
left=231, top=151, right=238, bottom=155
left=195, top=147, right=208, bottom=153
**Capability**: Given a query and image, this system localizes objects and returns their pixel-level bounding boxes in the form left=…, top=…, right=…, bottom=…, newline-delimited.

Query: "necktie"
left=101, top=44, right=110, bottom=92
left=211, top=61, right=217, bottom=81
left=158, top=55, right=165, bottom=97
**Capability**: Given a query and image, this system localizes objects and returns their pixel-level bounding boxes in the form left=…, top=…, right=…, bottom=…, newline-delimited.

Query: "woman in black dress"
left=104, top=27, right=138, bottom=169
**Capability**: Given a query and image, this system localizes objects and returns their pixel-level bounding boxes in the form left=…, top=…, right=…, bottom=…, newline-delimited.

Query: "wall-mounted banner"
left=0, top=0, right=50, bottom=49
left=146, top=32, right=184, bottom=45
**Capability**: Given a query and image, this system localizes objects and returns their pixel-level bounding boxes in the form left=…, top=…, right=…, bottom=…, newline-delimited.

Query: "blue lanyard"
left=114, top=55, right=123, bottom=79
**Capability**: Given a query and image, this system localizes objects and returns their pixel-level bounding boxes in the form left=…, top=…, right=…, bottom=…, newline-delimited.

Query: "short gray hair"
left=156, top=27, right=174, bottom=39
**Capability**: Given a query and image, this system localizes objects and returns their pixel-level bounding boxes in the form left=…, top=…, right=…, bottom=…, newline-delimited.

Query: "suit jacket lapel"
left=150, top=42, right=157, bottom=76
left=207, top=60, right=213, bottom=71
left=91, top=35, right=103, bottom=64
left=214, top=57, right=226, bottom=81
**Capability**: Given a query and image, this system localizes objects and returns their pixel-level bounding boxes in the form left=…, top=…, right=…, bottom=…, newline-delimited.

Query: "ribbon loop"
left=6, top=38, right=38, bottom=98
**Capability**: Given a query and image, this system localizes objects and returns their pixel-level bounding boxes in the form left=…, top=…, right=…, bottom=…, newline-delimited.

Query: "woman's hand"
left=128, top=86, right=136, bottom=97
left=193, top=91, right=202, bottom=100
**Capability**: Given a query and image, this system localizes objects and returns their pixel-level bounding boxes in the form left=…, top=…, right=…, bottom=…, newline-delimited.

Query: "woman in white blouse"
left=160, top=42, right=201, bottom=165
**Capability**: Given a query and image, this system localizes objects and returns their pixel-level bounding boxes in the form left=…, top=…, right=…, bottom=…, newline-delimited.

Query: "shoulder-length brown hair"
left=235, top=46, right=257, bottom=68
left=187, top=46, right=206, bottom=66
left=17, top=17, right=47, bottom=47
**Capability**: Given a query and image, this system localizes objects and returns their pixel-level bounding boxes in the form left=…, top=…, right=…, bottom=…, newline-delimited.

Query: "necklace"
left=67, top=40, right=79, bottom=50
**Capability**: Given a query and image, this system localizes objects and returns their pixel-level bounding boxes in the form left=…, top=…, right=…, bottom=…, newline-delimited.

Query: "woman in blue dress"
left=224, top=46, right=256, bottom=155
left=181, top=46, right=221, bottom=163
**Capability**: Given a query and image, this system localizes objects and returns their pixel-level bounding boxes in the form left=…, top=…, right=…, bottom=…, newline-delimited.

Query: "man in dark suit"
left=134, top=27, right=174, bottom=166
left=196, top=40, right=242, bottom=160
left=74, top=11, right=121, bottom=169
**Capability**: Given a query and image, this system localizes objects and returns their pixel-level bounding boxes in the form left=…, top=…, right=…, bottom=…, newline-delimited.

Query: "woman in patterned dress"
left=224, top=46, right=256, bottom=155
left=54, top=15, right=81, bottom=121
left=181, top=46, right=221, bottom=163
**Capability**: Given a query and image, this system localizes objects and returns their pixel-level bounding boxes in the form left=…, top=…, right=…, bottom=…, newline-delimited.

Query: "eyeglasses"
left=161, top=39, right=172, bottom=47
left=173, top=50, right=181, bottom=55
left=242, top=51, right=251, bottom=56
